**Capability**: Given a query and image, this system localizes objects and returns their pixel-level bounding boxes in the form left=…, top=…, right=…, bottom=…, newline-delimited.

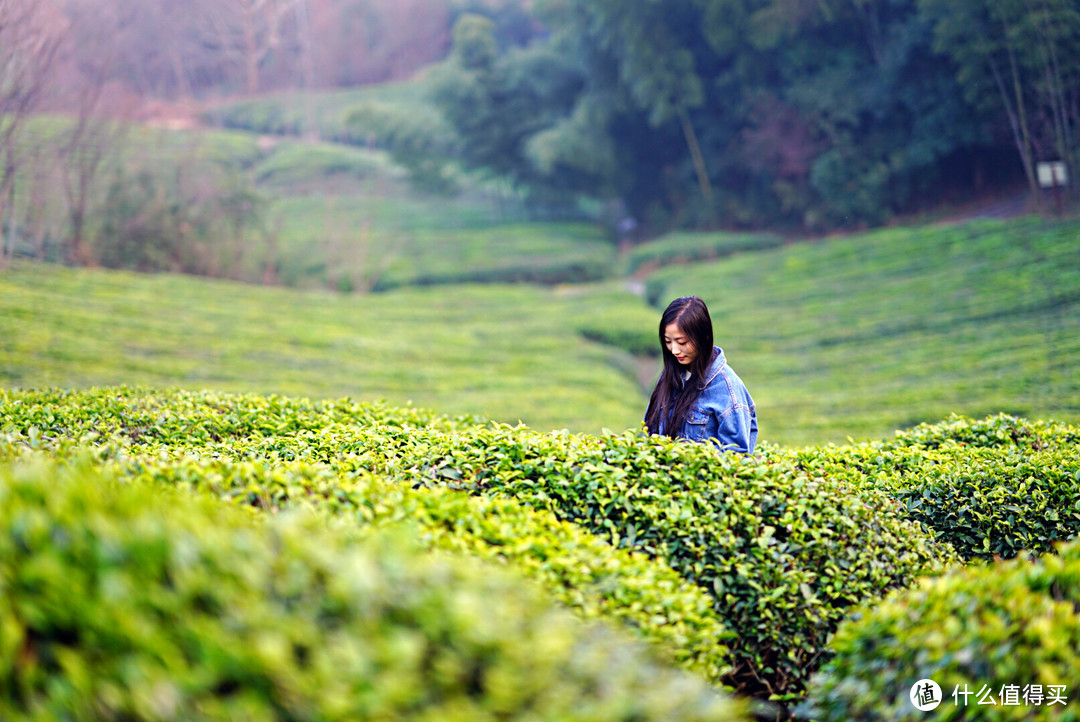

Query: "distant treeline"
left=421, top=0, right=1080, bottom=232
left=5, top=0, right=1079, bottom=240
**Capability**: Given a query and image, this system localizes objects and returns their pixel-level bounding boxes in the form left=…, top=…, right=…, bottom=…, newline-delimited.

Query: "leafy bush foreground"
left=2, top=387, right=1079, bottom=716
left=804, top=538, right=1080, bottom=721
left=784, top=414, right=1080, bottom=561
left=0, top=461, right=743, bottom=721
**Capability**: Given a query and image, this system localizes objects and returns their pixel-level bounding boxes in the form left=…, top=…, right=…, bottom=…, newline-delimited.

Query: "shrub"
left=0, top=389, right=735, bottom=687
left=883, top=413, right=1080, bottom=451
left=891, top=447, right=1080, bottom=561
left=802, top=538, right=1080, bottom=721
left=0, top=461, right=744, bottom=721
left=781, top=415, right=1080, bottom=561
left=404, top=424, right=958, bottom=701
left=625, top=230, right=786, bottom=276
left=0, top=387, right=470, bottom=447
left=123, top=456, right=737, bottom=686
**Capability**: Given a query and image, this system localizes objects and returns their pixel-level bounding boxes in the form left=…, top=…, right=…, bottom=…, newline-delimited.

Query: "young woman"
left=644, top=296, right=758, bottom=454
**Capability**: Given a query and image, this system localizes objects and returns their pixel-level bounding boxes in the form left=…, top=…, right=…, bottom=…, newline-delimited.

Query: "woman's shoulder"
left=699, top=348, right=750, bottom=408
left=702, top=347, right=727, bottom=385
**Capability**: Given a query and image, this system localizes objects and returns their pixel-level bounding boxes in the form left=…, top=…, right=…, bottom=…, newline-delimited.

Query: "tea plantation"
left=6, top=211, right=1078, bottom=444
left=643, top=217, right=1080, bottom=444
left=0, top=261, right=654, bottom=434
left=2, top=387, right=1078, bottom=718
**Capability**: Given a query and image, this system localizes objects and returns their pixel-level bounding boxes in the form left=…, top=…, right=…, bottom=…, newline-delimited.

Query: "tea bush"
left=0, top=460, right=744, bottom=721
left=626, top=230, right=785, bottom=278
left=400, top=424, right=957, bottom=700
left=0, top=388, right=735, bottom=687
left=130, top=458, right=736, bottom=686
left=783, top=415, right=1080, bottom=561
left=802, top=538, right=1080, bottom=720
left=22, top=387, right=1079, bottom=710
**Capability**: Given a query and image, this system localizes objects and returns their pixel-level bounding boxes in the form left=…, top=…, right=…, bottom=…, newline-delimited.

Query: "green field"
left=5, top=214, right=1078, bottom=444
left=0, top=262, right=653, bottom=434
left=6, top=89, right=1080, bottom=444
left=646, top=217, right=1080, bottom=443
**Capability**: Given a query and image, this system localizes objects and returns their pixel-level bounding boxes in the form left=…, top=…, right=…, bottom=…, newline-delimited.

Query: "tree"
left=198, top=0, right=301, bottom=95
left=920, top=0, right=1080, bottom=199
left=53, top=0, right=131, bottom=265
left=0, top=0, right=63, bottom=269
left=538, top=0, right=717, bottom=222
left=430, top=14, right=585, bottom=195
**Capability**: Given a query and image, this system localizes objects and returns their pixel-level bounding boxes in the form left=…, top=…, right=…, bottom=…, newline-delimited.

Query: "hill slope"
left=0, top=263, right=652, bottom=434
left=643, top=217, right=1080, bottom=443
left=3, top=215, right=1078, bottom=443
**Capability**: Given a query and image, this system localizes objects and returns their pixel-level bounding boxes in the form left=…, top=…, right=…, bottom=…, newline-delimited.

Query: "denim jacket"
left=656, top=346, right=758, bottom=454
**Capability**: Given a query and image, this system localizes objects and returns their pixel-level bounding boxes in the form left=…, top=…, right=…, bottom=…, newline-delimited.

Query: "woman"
left=644, top=296, right=758, bottom=454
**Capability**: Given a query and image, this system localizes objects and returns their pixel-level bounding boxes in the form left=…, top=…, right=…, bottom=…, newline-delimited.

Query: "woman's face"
left=663, top=322, right=697, bottom=366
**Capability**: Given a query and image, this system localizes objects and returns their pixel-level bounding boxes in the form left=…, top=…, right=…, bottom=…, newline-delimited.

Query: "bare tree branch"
left=0, top=0, right=64, bottom=268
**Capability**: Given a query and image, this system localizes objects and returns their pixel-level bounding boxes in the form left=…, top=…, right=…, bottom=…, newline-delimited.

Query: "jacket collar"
left=703, top=346, right=726, bottom=386
left=678, top=346, right=726, bottom=388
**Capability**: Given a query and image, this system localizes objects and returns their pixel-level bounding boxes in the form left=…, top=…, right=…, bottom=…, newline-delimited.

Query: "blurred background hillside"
left=1, top=0, right=1078, bottom=443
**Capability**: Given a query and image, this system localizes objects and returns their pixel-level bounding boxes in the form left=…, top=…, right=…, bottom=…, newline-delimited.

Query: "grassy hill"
left=642, top=217, right=1080, bottom=444
left=0, top=262, right=653, bottom=434
left=4, top=213, right=1079, bottom=444
left=6, top=84, right=1080, bottom=444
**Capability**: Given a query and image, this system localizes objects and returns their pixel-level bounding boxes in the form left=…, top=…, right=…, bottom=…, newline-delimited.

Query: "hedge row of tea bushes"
left=396, top=424, right=955, bottom=700
left=789, top=414, right=1080, bottom=719
left=0, top=389, right=741, bottom=688
left=782, top=414, right=1080, bottom=561
left=134, top=459, right=735, bottom=687
left=3, top=387, right=1080, bottom=716
left=0, top=461, right=741, bottom=721
left=803, top=538, right=1080, bottom=720
left=0, top=387, right=957, bottom=705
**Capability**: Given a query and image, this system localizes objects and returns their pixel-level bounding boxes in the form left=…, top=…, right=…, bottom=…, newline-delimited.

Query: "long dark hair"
left=644, top=296, right=716, bottom=438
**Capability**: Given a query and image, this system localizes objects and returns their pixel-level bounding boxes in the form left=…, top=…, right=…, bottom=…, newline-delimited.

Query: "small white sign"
left=1037, top=161, right=1068, bottom=188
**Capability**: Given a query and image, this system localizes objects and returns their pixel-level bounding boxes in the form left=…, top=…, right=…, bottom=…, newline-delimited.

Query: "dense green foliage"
left=0, top=460, right=742, bottom=721
left=803, top=538, right=1080, bottom=720
left=785, top=414, right=1080, bottom=561
left=523, top=0, right=1079, bottom=228
left=2, top=386, right=1079, bottom=715
left=0, top=387, right=958, bottom=704
left=399, top=423, right=955, bottom=700
left=0, top=389, right=735, bottom=688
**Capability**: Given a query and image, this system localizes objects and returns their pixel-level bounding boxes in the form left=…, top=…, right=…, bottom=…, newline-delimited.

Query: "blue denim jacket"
left=656, top=346, right=758, bottom=454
